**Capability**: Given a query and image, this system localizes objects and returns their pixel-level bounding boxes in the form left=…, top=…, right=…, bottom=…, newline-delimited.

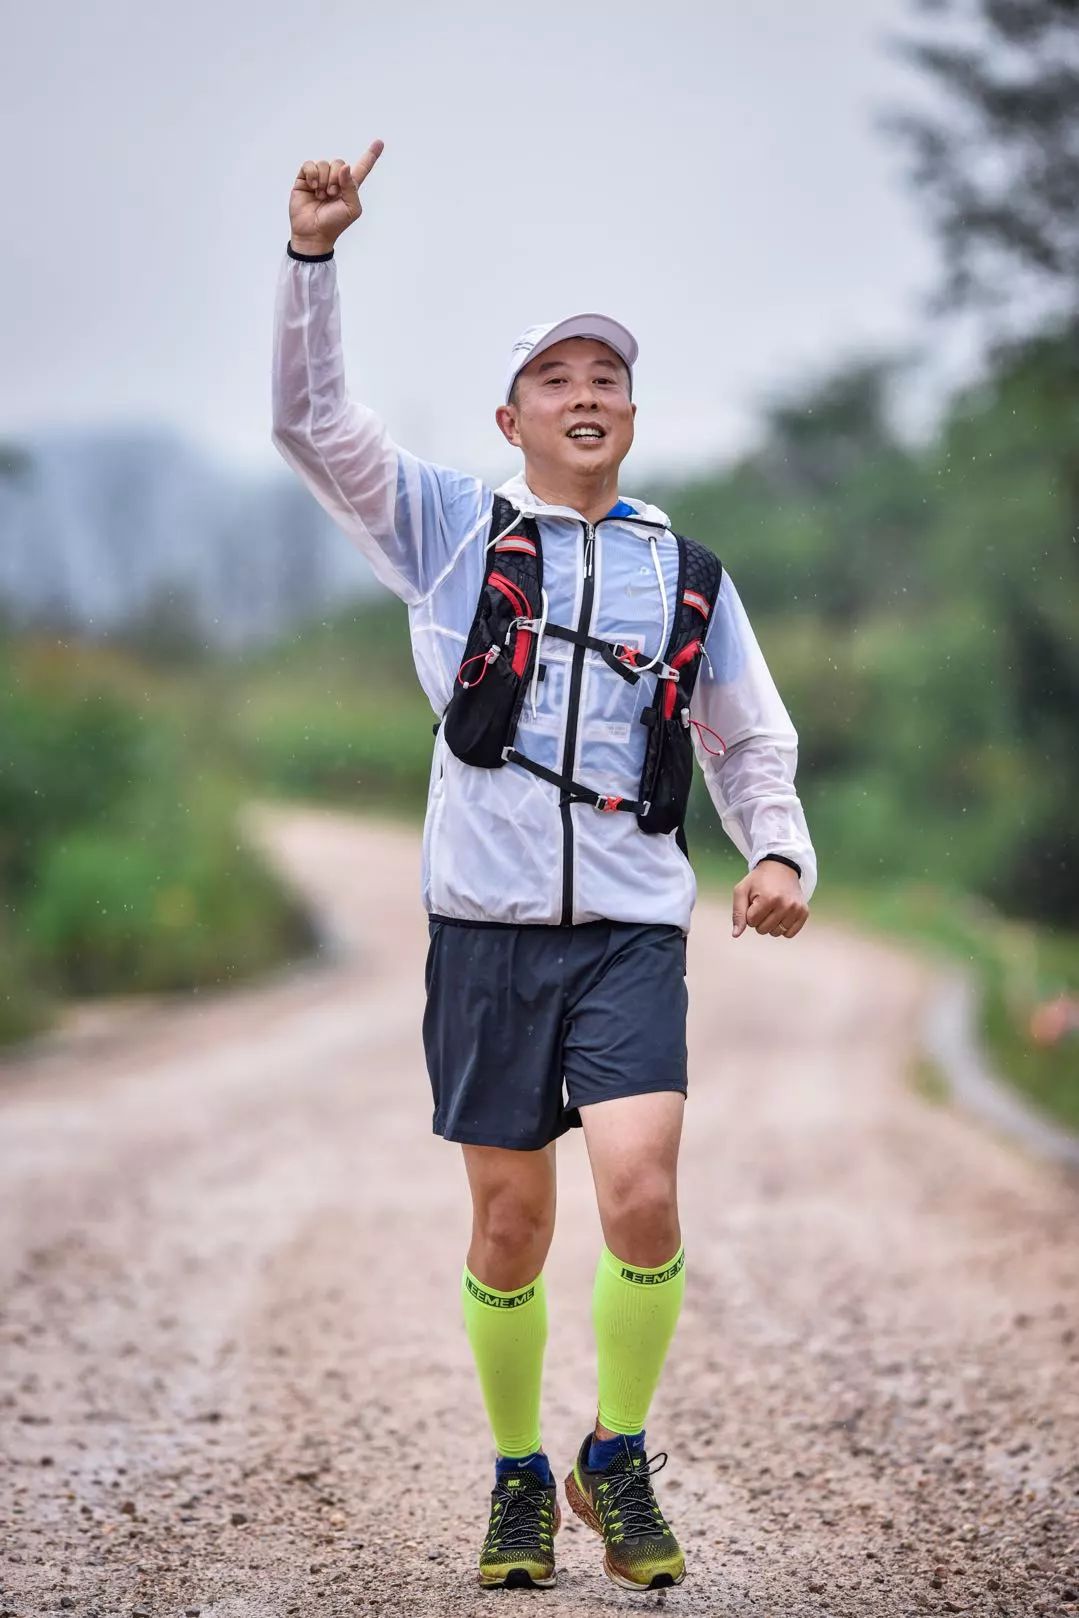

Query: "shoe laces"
left=596, top=1451, right=672, bottom=1542
left=485, top=1477, right=554, bottom=1553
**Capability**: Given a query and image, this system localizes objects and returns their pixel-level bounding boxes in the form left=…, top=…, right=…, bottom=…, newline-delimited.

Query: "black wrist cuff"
left=754, top=853, right=802, bottom=878
left=287, top=241, right=334, bottom=262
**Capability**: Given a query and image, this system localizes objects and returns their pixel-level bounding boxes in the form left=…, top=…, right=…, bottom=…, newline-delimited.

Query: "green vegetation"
left=225, top=607, right=433, bottom=814
left=0, top=632, right=315, bottom=1044
left=656, top=336, right=1079, bottom=925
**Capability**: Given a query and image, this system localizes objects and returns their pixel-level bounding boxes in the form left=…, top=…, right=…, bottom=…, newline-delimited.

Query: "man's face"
left=495, top=337, right=636, bottom=485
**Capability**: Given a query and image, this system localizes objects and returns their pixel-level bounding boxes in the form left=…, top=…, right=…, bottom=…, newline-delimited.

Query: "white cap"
left=504, top=313, right=639, bottom=403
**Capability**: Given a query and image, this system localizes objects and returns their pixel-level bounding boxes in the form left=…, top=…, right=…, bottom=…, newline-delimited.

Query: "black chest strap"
left=501, top=747, right=646, bottom=816
left=536, top=621, right=654, bottom=685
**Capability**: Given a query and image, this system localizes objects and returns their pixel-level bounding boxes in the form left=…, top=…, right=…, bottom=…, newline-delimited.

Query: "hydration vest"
left=441, top=497, right=725, bottom=845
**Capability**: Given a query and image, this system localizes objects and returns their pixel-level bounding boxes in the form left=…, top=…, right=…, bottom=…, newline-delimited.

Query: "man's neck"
left=521, top=466, right=621, bottom=527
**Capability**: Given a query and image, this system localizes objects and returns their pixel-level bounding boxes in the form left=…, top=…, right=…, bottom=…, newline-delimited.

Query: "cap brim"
left=506, top=313, right=638, bottom=402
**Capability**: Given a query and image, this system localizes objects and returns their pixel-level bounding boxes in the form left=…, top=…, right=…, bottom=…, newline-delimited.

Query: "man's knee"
left=475, top=1189, right=552, bottom=1253
left=468, top=1181, right=555, bottom=1288
left=600, top=1167, right=680, bottom=1264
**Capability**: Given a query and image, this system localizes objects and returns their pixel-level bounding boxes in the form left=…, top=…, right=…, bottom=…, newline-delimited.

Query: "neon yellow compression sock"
left=592, top=1245, right=686, bottom=1435
left=461, top=1266, right=547, bottom=1458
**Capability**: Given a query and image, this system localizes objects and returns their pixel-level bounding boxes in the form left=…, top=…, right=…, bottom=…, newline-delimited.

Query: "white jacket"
left=271, top=249, right=817, bottom=930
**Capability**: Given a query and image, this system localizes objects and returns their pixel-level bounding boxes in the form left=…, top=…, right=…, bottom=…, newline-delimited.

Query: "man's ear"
left=495, top=403, right=522, bottom=448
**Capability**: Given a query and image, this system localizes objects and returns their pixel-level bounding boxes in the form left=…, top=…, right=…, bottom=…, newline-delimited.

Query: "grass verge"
left=694, top=847, right=1079, bottom=1137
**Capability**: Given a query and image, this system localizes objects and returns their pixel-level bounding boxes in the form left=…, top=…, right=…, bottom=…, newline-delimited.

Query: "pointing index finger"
left=351, top=138, right=385, bottom=189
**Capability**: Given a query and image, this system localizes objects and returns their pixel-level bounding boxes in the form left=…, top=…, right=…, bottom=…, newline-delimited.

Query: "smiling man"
left=272, top=141, right=817, bottom=1594
left=497, top=326, right=636, bottom=522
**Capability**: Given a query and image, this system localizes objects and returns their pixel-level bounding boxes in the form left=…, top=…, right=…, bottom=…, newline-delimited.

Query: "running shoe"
left=477, top=1467, right=561, bottom=1589
left=564, top=1432, right=685, bottom=1590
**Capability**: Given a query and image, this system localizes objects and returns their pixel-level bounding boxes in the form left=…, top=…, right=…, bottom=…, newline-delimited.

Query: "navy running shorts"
left=422, top=915, right=689, bottom=1150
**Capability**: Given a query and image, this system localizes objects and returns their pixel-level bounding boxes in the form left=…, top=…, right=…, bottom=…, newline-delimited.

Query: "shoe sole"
left=477, top=1500, right=561, bottom=1590
left=564, top=1468, right=685, bottom=1592
left=478, top=1567, right=558, bottom=1591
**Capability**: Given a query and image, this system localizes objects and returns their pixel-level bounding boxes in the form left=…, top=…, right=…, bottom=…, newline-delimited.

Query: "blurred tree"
left=888, top=0, right=1079, bottom=923
left=0, top=441, right=31, bottom=479
left=921, top=335, right=1079, bottom=919
left=661, top=356, right=932, bottom=627
left=0, top=658, right=148, bottom=896
left=757, top=356, right=908, bottom=496
left=887, top=0, right=1079, bottom=332
left=111, top=581, right=210, bottom=668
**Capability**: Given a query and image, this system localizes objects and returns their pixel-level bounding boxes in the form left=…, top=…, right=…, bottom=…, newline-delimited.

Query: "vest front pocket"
left=443, top=643, right=523, bottom=767
left=443, top=569, right=537, bottom=769
left=638, top=707, right=694, bottom=835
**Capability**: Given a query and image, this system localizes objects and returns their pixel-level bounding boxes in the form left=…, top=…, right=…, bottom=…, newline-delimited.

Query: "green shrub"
left=0, top=636, right=322, bottom=1025
left=22, top=782, right=314, bottom=998
left=0, top=913, right=53, bottom=1043
left=0, top=664, right=147, bottom=895
left=231, top=702, right=435, bottom=814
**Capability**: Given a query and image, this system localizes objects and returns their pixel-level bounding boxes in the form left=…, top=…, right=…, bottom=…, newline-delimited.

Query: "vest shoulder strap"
left=663, top=532, right=724, bottom=662
left=484, top=495, right=543, bottom=598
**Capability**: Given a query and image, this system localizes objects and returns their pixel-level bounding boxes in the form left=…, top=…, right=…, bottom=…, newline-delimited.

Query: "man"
left=272, top=140, right=816, bottom=1593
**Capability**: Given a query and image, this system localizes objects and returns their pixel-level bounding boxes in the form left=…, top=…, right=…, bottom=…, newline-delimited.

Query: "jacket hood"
left=494, top=471, right=670, bottom=532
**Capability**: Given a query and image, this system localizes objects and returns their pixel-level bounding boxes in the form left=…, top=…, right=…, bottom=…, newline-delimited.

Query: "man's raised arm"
left=271, top=143, right=488, bottom=605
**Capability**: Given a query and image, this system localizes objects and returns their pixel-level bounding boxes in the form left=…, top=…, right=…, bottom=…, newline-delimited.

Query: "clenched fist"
left=731, top=862, right=808, bottom=940
left=289, top=139, right=384, bottom=256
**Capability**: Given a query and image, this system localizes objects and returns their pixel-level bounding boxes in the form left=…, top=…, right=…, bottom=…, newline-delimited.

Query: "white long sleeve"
left=691, top=569, right=818, bottom=902
left=270, top=250, right=486, bottom=606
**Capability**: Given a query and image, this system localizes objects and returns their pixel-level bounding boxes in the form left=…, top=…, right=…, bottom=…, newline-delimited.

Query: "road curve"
left=1, top=804, right=1076, bottom=1618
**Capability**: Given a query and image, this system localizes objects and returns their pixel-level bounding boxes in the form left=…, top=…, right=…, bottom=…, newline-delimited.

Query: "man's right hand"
left=288, top=139, right=384, bottom=256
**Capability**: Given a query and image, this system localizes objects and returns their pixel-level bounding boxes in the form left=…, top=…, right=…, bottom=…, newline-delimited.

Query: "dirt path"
left=2, top=805, right=1076, bottom=1618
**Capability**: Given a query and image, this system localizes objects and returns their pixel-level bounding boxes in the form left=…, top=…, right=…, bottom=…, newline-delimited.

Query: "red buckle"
left=596, top=794, right=623, bottom=813
left=617, top=645, right=642, bottom=668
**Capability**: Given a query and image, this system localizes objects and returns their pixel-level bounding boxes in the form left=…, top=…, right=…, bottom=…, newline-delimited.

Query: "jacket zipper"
left=558, top=519, right=597, bottom=924
left=554, top=511, right=669, bottom=925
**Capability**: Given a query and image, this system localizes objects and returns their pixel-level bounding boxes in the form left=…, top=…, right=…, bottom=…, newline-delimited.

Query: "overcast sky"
left=2, top=1, right=960, bottom=487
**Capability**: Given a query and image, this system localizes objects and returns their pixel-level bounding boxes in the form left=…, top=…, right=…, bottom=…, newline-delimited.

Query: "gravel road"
left=2, top=805, right=1076, bottom=1618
